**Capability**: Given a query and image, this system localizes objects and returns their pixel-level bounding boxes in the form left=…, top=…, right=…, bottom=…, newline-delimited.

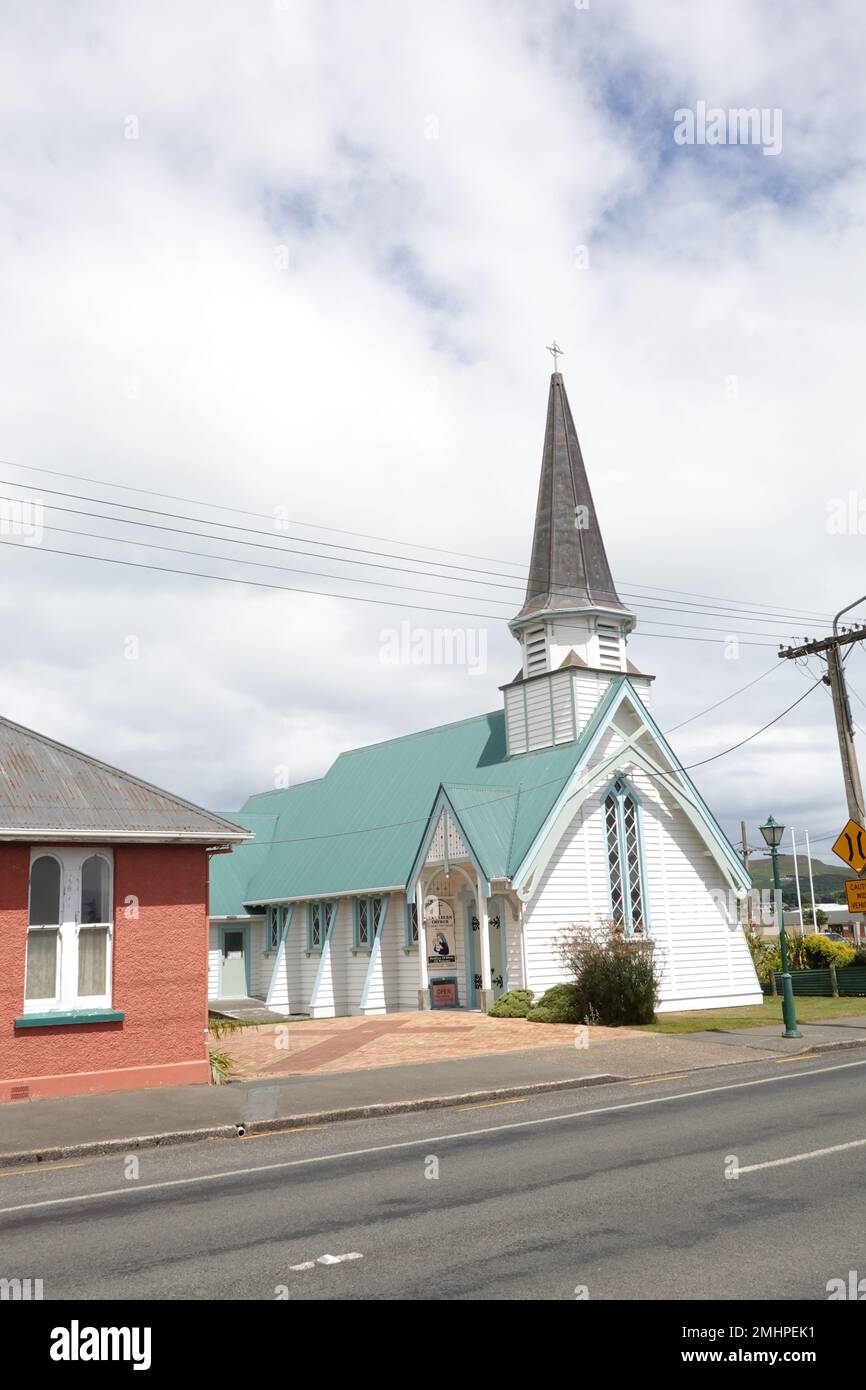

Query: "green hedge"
left=526, top=983, right=583, bottom=1024
left=488, top=989, right=534, bottom=1018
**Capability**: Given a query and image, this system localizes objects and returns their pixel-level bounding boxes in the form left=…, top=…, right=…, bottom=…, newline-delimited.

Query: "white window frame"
left=24, top=847, right=114, bottom=1014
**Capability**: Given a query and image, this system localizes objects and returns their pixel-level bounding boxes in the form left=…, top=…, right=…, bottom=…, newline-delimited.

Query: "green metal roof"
left=209, top=703, right=598, bottom=912
left=208, top=812, right=278, bottom=916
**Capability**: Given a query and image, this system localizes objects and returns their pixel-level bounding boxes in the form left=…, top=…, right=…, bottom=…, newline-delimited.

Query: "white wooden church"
left=209, top=370, right=762, bottom=1016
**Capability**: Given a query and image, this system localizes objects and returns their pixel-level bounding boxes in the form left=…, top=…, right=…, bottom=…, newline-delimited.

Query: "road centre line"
left=2, top=1056, right=865, bottom=1219
left=738, top=1135, right=866, bottom=1175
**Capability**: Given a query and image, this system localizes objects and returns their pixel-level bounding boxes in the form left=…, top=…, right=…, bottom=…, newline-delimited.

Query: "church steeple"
left=501, top=368, right=648, bottom=756
left=514, top=371, right=629, bottom=626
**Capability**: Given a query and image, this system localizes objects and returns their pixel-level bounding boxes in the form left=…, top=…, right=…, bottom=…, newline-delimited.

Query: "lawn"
left=641, top=996, right=866, bottom=1034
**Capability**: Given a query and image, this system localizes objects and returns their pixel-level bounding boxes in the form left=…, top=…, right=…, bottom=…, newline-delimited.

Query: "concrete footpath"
left=3, top=1017, right=866, bottom=1167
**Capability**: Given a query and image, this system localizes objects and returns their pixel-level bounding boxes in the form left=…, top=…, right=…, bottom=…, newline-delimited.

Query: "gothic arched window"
left=603, top=780, right=646, bottom=934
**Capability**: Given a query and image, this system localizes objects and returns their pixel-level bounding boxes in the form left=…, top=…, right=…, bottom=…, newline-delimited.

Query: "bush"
left=526, top=983, right=583, bottom=1024
left=488, top=989, right=534, bottom=1018
left=800, top=933, right=855, bottom=968
left=746, top=930, right=778, bottom=987
left=850, top=949, right=866, bottom=968
left=557, top=921, right=662, bottom=1026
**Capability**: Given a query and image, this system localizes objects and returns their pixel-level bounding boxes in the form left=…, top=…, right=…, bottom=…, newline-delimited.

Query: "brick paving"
left=209, top=1010, right=641, bottom=1078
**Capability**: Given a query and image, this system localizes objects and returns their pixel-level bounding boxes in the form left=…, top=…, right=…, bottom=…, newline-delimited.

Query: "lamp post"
left=760, top=815, right=802, bottom=1039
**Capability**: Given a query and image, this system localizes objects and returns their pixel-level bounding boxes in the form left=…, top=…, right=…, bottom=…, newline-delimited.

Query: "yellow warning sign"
left=845, top=879, right=866, bottom=912
left=832, top=819, right=866, bottom=873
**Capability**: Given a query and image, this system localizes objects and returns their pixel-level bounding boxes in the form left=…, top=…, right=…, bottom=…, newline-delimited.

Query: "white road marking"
left=290, top=1252, right=363, bottom=1271
left=1, top=1055, right=864, bottom=1220
left=738, top=1136, right=866, bottom=1175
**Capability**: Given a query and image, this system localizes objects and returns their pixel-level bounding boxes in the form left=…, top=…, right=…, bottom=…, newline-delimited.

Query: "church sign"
left=424, top=896, right=457, bottom=965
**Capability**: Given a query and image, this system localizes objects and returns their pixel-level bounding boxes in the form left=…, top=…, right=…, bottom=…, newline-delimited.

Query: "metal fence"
left=770, top=966, right=866, bottom=997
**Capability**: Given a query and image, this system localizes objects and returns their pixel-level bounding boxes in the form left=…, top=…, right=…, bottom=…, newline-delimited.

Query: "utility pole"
left=780, top=597, right=866, bottom=944
left=778, top=599, right=866, bottom=829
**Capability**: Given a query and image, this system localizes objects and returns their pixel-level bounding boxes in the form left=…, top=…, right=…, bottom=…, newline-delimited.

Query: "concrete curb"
left=0, top=1072, right=622, bottom=1168
left=3, top=1034, right=865, bottom=1170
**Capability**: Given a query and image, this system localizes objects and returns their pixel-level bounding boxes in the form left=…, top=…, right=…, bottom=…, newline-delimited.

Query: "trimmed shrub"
left=800, top=933, right=855, bottom=969
left=488, top=989, right=534, bottom=1018
left=526, top=983, right=583, bottom=1024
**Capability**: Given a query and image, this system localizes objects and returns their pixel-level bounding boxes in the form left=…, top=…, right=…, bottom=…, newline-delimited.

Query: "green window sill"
left=15, top=1009, right=125, bottom=1029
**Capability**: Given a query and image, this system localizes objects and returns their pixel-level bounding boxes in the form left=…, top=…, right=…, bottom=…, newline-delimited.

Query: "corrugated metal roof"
left=0, top=716, right=251, bottom=842
left=210, top=704, right=597, bottom=912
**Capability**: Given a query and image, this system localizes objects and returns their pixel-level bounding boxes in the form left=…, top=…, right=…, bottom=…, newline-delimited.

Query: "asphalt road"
left=4, top=1052, right=866, bottom=1300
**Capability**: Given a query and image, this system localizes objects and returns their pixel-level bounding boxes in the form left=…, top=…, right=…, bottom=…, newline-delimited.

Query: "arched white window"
left=25, top=856, right=62, bottom=1004
left=78, top=855, right=112, bottom=1002
left=81, top=855, right=111, bottom=924
left=22, top=848, right=114, bottom=1014
left=29, top=855, right=61, bottom=926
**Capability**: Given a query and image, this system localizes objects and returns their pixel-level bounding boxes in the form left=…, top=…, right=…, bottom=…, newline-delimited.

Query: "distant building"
left=211, top=371, right=761, bottom=1016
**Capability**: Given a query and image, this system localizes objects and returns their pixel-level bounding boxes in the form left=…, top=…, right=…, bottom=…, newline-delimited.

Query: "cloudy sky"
left=2, top=0, right=865, bottom=864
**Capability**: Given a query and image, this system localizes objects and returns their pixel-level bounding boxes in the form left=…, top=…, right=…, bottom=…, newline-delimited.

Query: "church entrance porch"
left=414, top=858, right=521, bottom=1013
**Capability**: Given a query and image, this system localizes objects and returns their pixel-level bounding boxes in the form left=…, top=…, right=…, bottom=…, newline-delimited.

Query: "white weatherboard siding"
left=248, top=919, right=270, bottom=998
left=634, top=769, right=761, bottom=1010
left=267, top=915, right=303, bottom=1014
left=523, top=766, right=761, bottom=1010
left=208, top=917, right=265, bottom=1001
left=523, top=803, right=596, bottom=996
left=357, top=892, right=403, bottom=1014
left=398, top=897, right=422, bottom=1007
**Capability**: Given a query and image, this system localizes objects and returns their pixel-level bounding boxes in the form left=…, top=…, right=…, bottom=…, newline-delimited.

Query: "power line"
left=679, top=678, right=824, bottom=770
left=0, top=461, right=835, bottom=626
left=662, top=663, right=781, bottom=733
left=0, top=480, right=830, bottom=636
left=0, top=536, right=785, bottom=644
left=5, top=513, right=814, bottom=643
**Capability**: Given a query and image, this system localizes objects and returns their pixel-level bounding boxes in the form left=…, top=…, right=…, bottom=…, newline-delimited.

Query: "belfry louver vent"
left=525, top=626, right=547, bottom=675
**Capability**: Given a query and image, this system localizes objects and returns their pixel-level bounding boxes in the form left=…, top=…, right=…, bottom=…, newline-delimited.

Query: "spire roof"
left=514, top=373, right=630, bottom=626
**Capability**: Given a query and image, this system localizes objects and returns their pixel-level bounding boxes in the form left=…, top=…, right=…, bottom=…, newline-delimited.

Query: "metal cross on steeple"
left=546, top=340, right=564, bottom=373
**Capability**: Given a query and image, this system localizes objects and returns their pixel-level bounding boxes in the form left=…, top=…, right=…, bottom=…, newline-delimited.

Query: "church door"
left=469, top=902, right=507, bottom=1005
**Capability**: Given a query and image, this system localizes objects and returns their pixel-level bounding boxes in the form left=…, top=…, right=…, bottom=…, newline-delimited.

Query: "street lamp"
left=759, top=815, right=802, bottom=1038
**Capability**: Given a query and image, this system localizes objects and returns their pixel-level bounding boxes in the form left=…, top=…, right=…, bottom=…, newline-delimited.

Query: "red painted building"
left=0, top=716, right=249, bottom=1103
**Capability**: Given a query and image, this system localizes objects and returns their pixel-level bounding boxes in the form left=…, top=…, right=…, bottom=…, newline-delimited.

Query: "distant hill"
left=748, top=854, right=849, bottom=905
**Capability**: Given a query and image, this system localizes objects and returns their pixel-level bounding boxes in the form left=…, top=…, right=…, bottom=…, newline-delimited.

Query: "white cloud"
left=0, top=0, right=864, bottom=862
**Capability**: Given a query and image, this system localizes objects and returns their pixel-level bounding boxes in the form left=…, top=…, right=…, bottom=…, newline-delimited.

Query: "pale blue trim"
left=491, top=895, right=509, bottom=991
left=265, top=903, right=294, bottom=1007
left=306, top=899, right=330, bottom=952
left=352, top=895, right=379, bottom=952
left=512, top=677, right=749, bottom=892
left=308, top=900, right=337, bottom=1011
left=404, top=896, right=419, bottom=949
left=359, top=896, right=390, bottom=1011
left=600, top=775, right=649, bottom=937
left=405, top=785, right=492, bottom=901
